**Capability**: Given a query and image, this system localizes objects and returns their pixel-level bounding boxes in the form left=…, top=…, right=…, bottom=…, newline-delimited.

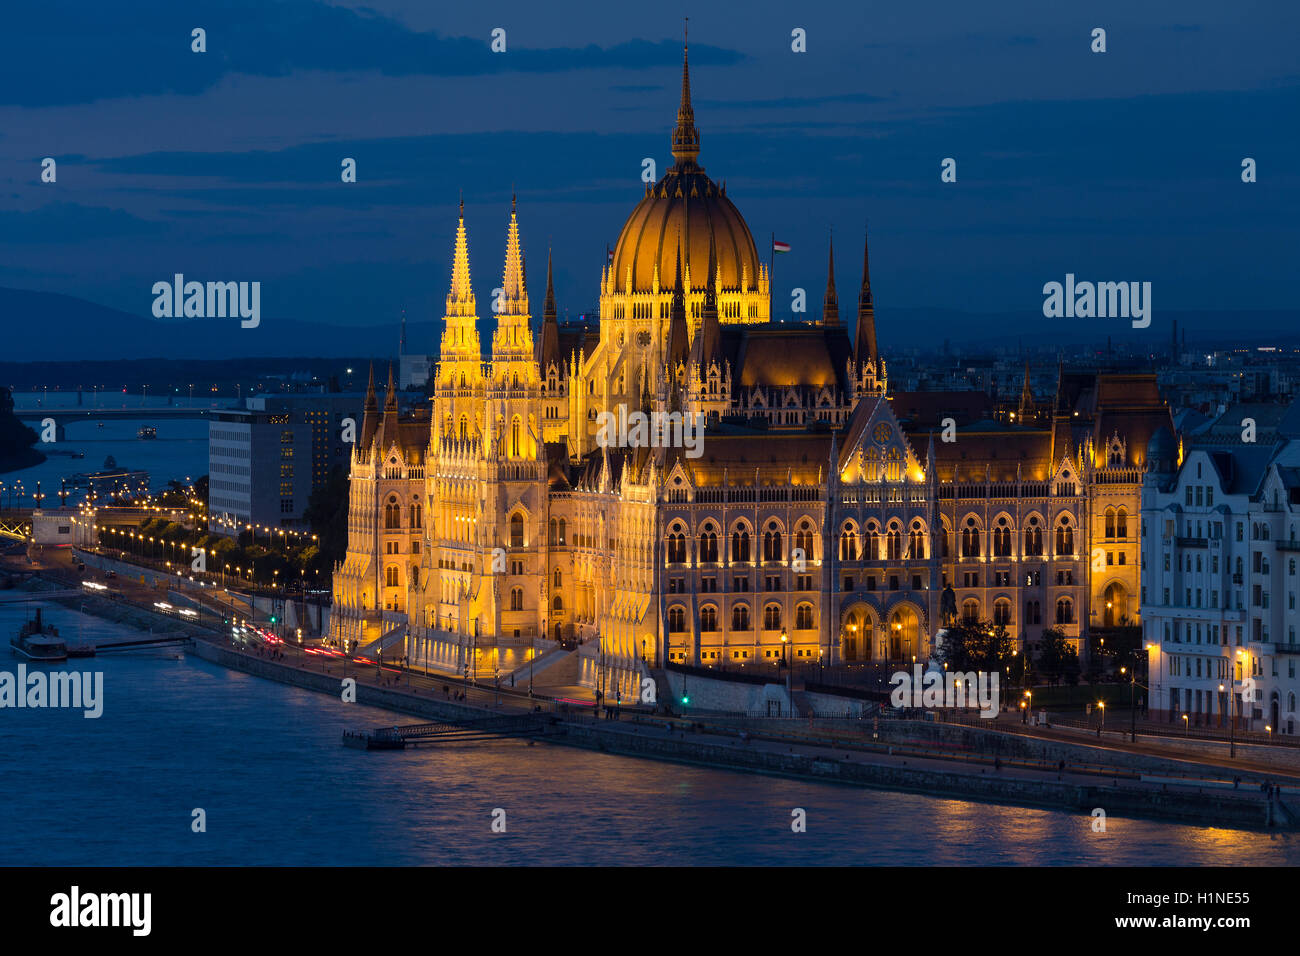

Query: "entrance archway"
left=1103, top=582, right=1129, bottom=626
left=888, top=606, right=921, bottom=662
left=841, top=606, right=875, bottom=662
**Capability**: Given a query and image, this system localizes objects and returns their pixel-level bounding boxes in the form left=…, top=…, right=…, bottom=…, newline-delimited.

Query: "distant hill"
left=0, top=286, right=1295, bottom=361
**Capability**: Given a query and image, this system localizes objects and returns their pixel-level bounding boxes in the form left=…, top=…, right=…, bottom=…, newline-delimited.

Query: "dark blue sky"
left=1, top=0, right=1296, bottom=349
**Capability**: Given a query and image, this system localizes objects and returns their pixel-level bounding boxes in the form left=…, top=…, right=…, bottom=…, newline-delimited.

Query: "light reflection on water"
left=1, top=603, right=1297, bottom=866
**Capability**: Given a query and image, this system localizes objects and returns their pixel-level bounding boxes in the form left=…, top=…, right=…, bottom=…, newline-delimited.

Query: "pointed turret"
left=666, top=242, right=691, bottom=371
left=501, top=193, right=528, bottom=314
left=670, top=29, right=700, bottom=167
left=822, top=234, right=839, bottom=326
left=854, top=225, right=878, bottom=367
left=1018, top=360, right=1035, bottom=422
left=537, top=248, right=561, bottom=371
left=379, top=361, right=399, bottom=449
left=690, top=234, right=723, bottom=369
left=447, top=198, right=475, bottom=318
left=359, top=362, right=379, bottom=449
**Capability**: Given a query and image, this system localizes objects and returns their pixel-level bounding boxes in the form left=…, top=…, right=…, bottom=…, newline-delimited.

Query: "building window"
left=701, top=606, right=718, bottom=632
left=796, top=603, right=814, bottom=630
left=510, top=513, right=524, bottom=548
left=732, top=604, right=751, bottom=631
left=1056, top=597, right=1073, bottom=625
left=763, top=604, right=782, bottom=631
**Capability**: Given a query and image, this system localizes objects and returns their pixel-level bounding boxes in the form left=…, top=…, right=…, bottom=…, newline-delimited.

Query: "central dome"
left=609, top=45, right=761, bottom=295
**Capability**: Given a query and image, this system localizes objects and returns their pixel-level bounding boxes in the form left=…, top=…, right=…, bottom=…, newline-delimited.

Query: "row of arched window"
left=666, top=519, right=817, bottom=564
left=667, top=602, right=816, bottom=633
left=958, top=596, right=1073, bottom=625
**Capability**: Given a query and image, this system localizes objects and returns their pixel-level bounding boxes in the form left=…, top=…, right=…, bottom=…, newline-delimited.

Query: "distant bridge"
left=14, top=407, right=212, bottom=424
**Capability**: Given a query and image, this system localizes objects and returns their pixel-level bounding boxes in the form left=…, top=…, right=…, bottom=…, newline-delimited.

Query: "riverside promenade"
left=6, top=554, right=1299, bottom=832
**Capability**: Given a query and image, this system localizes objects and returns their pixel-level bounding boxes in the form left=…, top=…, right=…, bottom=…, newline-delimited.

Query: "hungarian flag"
left=773, top=240, right=791, bottom=253
left=606, top=247, right=614, bottom=265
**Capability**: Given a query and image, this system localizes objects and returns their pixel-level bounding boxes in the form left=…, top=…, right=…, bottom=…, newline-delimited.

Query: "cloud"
left=1, top=1, right=743, bottom=106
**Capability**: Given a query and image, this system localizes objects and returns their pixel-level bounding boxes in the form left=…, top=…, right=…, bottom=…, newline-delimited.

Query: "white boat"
left=11, top=608, right=67, bottom=663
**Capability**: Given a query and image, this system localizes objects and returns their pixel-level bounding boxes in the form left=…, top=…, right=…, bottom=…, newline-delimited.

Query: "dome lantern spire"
left=671, top=23, right=700, bottom=168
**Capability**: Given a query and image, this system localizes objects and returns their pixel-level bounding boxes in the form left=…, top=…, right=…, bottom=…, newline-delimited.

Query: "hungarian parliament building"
left=329, top=46, right=1173, bottom=698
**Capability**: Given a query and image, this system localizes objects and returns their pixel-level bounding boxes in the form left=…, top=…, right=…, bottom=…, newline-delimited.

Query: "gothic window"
left=865, top=524, right=880, bottom=561
left=840, top=525, right=858, bottom=562
left=510, top=513, right=524, bottom=548
left=1056, top=598, right=1074, bottom=625
left=732, top=604, right=751, bottom=631
left=961, top=518, right=981, bottom=558
left=1025, top=600, right=1041, bottom=625
left=668, top=605, right=687, bottom=633
left=384, top=498, right=401, bottom=530
left=410, top=503, right=421, bottom=529
left=763, top=522, right=783, bottom=562
left=385, top=566, right=399, bottom=587
left=553, top=568, right=562, bottom=588
left=794, top=521, right=814, bottom=559
left=699, top=529, right=719, bottom=563
left=668, top=528, right=687, bottom=563
left=1055, top=516, right=1075, bottom=556
left=909, top=521, right=926, bottom=560
left=886, top=522, right=902, bottom=561
left=1116, top=507, right=1128, bottom=539
left=732, top=529, right=751, bottom=562
left=510, top=416, right=521, bottom=457
left=549, top=518, right=558, bottom=546
left=552, top=595, right=563, bottom=611
left=962, top=598, right=980, bottom=623
left=459, top=416, right=468, bottom=440
left=994, top=598, right=1011, bottom=626
left=1024, top=516, right=1043, bottom=556
left=510, top=587, right=523, bottom=611
left=1104, top=508, right=1116, bottom=539
left=763, top=604, right=783, bottom=631
left=795, top=603, right=814, bottom=630
left=700, top=606, right=718, bottom=631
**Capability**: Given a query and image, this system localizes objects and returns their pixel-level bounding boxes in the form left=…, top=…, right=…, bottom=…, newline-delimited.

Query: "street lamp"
left=781, top=627, right=790, bottom=711
left=1182, top=713, right=1189, bottom=736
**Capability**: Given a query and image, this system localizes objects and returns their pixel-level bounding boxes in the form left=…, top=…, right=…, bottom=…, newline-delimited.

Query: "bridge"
left=343, top=713, right=556, bottom=750
left=0, top=517, right=32, bottom=543
left=13, top=407, right=213, bottom=423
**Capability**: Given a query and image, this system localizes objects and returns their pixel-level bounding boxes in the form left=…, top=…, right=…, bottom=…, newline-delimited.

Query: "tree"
left=937, top=619, right=1015, bottom=673
left=303, top=465, right=349, bottom=568
left=1037, top=627, right=1081, bottom=687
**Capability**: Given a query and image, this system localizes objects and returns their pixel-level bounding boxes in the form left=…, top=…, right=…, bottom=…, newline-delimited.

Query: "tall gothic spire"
left=446, top=198, right=475, bottom=317
left=360, top=362, right=378, bottom=449
left=667, top=240, right=690, bottom=369
left=692, top=233, right=722, bottom=368
left=671, top=26, right=700, bottom=167
left=500, top=194, right=528, bottom=313
left=854, top=225, right=878, bottom=367
left=538, top=248, right=561, bottom=370
left=379, top=361, right=398, bottom=449
left=822, top=234, right=839, bottom=326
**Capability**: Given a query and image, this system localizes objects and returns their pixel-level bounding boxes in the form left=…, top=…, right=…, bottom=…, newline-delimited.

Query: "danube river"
left=3, top=603, right=1297, bottom=866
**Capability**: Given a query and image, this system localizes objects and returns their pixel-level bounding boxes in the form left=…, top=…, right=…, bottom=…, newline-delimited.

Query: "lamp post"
left=781, top=628, right=790, bottom=713
left=1182, top=713, right=1189, bottom=736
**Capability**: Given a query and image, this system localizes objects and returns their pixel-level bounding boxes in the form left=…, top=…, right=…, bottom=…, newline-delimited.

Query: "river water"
left=2, top=603, right=1296, bottom=866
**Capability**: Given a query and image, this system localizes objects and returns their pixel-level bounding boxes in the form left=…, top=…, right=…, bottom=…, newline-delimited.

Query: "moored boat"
left=11, top=608, right=67, bottom=663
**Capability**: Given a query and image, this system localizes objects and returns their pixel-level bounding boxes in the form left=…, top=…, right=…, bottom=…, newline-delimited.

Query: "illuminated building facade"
left=330, top=46, right=1174, bottom=697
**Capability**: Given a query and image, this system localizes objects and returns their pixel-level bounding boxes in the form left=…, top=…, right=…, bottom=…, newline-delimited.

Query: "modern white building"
left=1141, top=401, right=1300, bottom=733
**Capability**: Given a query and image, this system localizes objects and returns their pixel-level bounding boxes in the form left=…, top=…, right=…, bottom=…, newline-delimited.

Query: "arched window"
left=1056, top=598, right=1073, bottom=624
left=840, top=526, right=858, bottom=562
left=668, top=606, right=686, bottom=633
left=667, top=528, right=687, bottom=563
left=1024, top=600, right=1041, bottom=625
left=1055, top=517, right=1075, bottom=556
left=909, top=522, right=925, bottom=560
left=1116, top=507, right=1128, bottom=539
left=962, top=598, right=980, bottom=623
left=961, top=518, right=981, bottom=558
left=732, top=604, right=751, bottom=631
left=886, top=522, right=902, bottom=561
left=1024, top=516, right=1043, bottom=556
left=384, top=498, right=401, bottom=530
left=993, top=517, right=1011, bottom=557
left=549, top=518, right=558, bottom=546
left=732, top=528, right=751, bottom=562
left=794, top=521, right=814, bottom=560
left=993, top=598, right=1011, bottom=626
left=510, top=513, right=524, bottom=548
left=510, top=587, right=523, bottom=611
left=510, top=416, right=521, bottom=457
left=764, top=604, right=782, bottom=631
left=796, top=603, right=814, bottom=630
left=385, top=566, right=400, bottom=587
left=1104, top=508, right=1116, bottom=539
left=865, top=524, right=879, bottom=561
left=557, top=518, right=566, bottom=545
left=458, top=415, right=467, bottom=441
left=553, top=568, right=562, bottom=588
left=552, top=595, right=563, bottom=612
left=699, top=529, right=719, bottom=563
left=763, top=522, right=783, bottom=562
left=410, top=503, right=422, bottom=529
left=700, top=606, right=718, bottom=631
